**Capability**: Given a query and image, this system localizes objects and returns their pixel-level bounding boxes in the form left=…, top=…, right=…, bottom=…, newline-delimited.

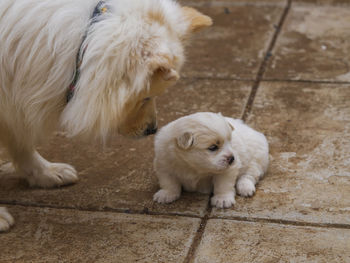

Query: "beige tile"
left=0, top=206, right=200, bottom=263
left=265, top=4, right=350, bottom=81
left=180, top=0, right=286, bottom=6
left=193, top=219, right=350, bottom=263
left=213, top=81, right=350, bottom=224
left=181, top=4, right=284, bottom=79
left=293, top=0, right=350, bottom=5
left=0, top=79, right=251, bottom=217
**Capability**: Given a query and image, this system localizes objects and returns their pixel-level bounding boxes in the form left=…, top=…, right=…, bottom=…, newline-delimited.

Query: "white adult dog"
left=153, top=112, right=269, bottom=208
left=0, top=0, right=212, bottom=231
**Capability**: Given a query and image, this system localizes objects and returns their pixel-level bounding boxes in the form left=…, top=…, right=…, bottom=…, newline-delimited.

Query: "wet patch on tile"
left=212, top=82, right=350, bottom=224
left=0, top=79, right=251, bottom=217
left=182, top=5, right=284, bottom=79
left=0, top=206, right=200, bottom=263
left=293, top=0, right=350, bottom=5
left=265, top=5, right=350, bottom=81
left=193, top=219, right=350, bottom=263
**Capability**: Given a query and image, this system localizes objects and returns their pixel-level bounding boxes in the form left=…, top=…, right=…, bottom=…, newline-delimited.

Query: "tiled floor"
left=1, top=0, right=350, bottom=262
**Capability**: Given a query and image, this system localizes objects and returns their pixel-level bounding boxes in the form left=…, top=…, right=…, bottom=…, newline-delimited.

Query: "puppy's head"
left=174, top=113, right=236, bottom=174
left=61, top=0, right=212, bottom=141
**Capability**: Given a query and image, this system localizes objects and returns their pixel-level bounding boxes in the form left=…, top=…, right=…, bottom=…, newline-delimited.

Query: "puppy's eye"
left=208, top=144, right=219, bottom=151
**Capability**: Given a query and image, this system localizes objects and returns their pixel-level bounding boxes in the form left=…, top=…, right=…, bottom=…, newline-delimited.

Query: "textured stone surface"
left=293, top=0, right=350, bottom=5
left=1, top=1, right=350, bottom=262
left=182, top=4, right=284, bottom=79
left=193, top=219, right=350, bottom=263
left=0, top=206, right=200, bottom=263
left=180, top=0, right=286, bottom=5
left=213, top=82, right=350, bottom=224
left=265, top=4, right=350, bottom=81
left=0, top=79, right=251, bottom=217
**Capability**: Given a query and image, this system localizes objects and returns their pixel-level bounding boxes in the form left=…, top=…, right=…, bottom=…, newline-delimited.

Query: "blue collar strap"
left=67, top=1, right=109, bottom=103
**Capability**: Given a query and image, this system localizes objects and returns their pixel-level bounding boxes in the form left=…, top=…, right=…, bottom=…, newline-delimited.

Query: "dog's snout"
left=144, top=125, right=158, bottom=136
left=227, top=155, right=235, bottom=165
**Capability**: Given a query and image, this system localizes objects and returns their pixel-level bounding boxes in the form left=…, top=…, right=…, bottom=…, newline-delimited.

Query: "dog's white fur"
left=0, top=0, right=212, bottom=231
left=153, top=112, right=269, bottom=208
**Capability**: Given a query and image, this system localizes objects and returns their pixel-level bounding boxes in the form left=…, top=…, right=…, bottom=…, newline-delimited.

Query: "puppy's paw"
left=27, top=163, right=78, bottom=188
left=236, top=177, right=256, bottom=197
left=211, top=193, right=235, bottom=208
left=153, top=189, right=180, bottom=204
left=0, top=207, right=14, bottom=232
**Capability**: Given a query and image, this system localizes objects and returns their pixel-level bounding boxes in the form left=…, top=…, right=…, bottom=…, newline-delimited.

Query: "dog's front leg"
left=236, top=163, right=264, bottom=197
left=12, top=149, right=78, bottom=188
left=0, top=207, right=14, bottom=232
left=211, top=172, right=237, bottom=208
left=153, top=172, right=181, bottom=204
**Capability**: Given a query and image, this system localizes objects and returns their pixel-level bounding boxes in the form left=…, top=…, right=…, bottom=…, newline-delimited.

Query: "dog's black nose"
left=228, top=155, right=235, bottom=165
left=144, top=125, right=158, bottom=136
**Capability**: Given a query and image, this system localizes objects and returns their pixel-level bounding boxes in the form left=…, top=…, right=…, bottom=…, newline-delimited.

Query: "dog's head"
left=173, top=112, right=238, bottom=174
left=61, top=0, right=212, bottom=141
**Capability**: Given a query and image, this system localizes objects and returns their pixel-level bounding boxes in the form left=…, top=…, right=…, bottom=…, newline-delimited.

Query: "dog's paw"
left=211, top=193, right=235, bottom=208
left=27, top=163, right=78, bottom=188
left=0, top=207, right=14, bottom=232
left=236, top=177, right=256, bottom=197
left=0, top=162, right=16, bottom=175
left=153, top=189, right=180, bottom=204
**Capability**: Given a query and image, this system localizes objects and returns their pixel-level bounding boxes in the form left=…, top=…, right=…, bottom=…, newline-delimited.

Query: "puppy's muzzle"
left=143, top=123, right=158, bottom=136
left=227, top=155, right=235, bottom=165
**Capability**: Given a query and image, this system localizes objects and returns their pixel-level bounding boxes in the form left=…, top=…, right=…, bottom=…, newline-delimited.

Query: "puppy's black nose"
left=144, top=125, right=158, bottom=136
left=228, top=155, right=235, bottom=165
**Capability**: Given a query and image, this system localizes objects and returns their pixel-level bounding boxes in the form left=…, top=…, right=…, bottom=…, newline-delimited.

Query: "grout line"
left=261, top=78, right=350, bottom=85
left=241, top=0, right=292, bottom=121
left=3, top=201, right=350, bottom=230
left=183, top=201, right=212, bottom=263
left=0, top=200, right=202, bottom=219
left=181, top=76, right=255, bottom=82
left=181, top=76, right=350, bottom=85
left=210, top=215, right=350, bottom=230
left=183, top=1, right=287, bottom=8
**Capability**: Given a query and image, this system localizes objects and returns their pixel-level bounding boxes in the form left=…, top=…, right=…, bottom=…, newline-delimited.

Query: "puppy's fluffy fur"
left=153, top=112, right=269, bottom=208
left=0, top=0, right=212, bottom=231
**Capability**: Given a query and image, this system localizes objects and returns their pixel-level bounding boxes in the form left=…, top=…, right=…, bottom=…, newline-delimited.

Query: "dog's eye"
left=141, top=97, right=151, bottom=106
left=208, top=144, right=219, bottom=151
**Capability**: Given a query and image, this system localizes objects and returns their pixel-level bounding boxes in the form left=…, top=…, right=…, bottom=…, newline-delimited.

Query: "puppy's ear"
left=176, top=132, right=194, bottom=150
left=182, top=7, right=212, bottom=33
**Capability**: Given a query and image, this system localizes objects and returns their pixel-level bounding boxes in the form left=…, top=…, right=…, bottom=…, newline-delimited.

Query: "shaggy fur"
left=153, top=112, right=269, bottom=208
left=0, top=0, right=212, bottom=231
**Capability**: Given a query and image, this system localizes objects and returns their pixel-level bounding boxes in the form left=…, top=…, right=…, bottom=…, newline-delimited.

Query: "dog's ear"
left=176, top=132, right=194, bottom=150
left=226, top=120, right=235, bottom=131
left=149, top=55, right=180, bottom=85
left=182, top=7, right=212, bottom=33
left=155, top=66, right=179, bottom=82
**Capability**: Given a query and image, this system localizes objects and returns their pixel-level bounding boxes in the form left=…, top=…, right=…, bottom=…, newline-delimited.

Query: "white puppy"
left=153, top=112, right=269, bottom=208
left=0, top=0, right=212, bottom=231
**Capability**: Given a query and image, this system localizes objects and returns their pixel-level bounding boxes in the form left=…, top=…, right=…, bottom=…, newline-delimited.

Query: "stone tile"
left=180, top=0, right=285, bottom=5
left=212, top=81, right=350, bottom=224
left=0, top=79, right=252, bottom=217
left=293, top=0, right=350, bottom=5
left=265, top=4, right=350, bottom=81
left=0, top=206, right=200, bottom=263
left=181, top=4, right=284, bottom=79
left=193, top=219, right=350, bottom=263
